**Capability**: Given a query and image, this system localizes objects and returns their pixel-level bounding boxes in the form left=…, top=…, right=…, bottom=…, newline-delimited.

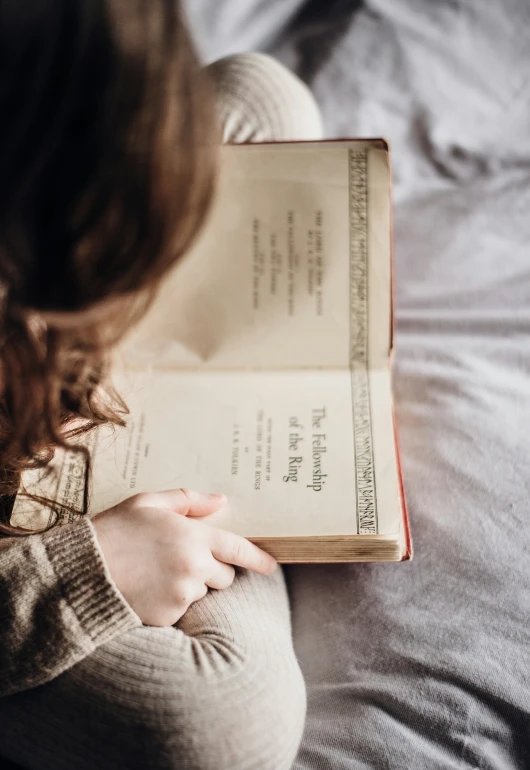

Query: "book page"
left=85, top=367, right=401, bottom=538
left=120, top=141, right=391, bottom=373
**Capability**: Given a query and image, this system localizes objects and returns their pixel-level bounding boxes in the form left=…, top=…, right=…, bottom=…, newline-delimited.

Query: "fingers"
left=178, top=581, right=209, bottom=612
left=205, top=558, right=236, bottom=590
left=134, top=488, right=226, bottom=517
left=210, top=529, right=277, bottom=576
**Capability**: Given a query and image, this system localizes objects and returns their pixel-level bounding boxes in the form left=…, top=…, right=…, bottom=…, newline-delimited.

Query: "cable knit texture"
left=0, top=53, right=322, bottom=770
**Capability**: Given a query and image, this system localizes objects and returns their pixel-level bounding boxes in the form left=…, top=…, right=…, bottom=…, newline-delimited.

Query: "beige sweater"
left=0, top=518, right=140, bottom=697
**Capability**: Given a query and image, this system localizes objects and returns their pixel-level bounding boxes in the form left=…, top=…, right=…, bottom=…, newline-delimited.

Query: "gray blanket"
left=186, top=2, right=530, bottom=767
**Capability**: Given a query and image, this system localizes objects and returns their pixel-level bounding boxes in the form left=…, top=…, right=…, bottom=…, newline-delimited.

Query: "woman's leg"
left=0, top=570, right=305, bottom=770
left=208, top=52, right=324, bottom=143
left=0, top=54, right=323, bottom=770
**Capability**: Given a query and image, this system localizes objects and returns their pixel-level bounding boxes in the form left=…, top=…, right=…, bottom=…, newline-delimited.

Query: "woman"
left=0, top=1, right=323, bottom=769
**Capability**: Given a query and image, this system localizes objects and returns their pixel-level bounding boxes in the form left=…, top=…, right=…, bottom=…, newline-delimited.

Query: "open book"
left=12, top=140, right=410, bottom=562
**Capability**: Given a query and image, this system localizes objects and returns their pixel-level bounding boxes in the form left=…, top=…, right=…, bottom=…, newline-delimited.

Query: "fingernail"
left=208, top=493, right=227, bottom=503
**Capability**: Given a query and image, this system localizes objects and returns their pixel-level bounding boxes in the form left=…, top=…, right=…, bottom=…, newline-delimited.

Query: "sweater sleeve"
left=0, top=517, right=141, bottom=697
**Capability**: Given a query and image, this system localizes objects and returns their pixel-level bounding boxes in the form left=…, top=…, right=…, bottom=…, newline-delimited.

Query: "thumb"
left=146, top=488, right=227, bottom=517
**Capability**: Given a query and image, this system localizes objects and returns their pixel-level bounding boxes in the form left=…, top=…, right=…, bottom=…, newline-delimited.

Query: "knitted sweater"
left=0, top=518, right=140, bottom=696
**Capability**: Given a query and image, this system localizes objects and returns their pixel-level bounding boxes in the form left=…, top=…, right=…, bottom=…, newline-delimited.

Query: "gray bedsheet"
left=187, top=1, right=530, bottom=767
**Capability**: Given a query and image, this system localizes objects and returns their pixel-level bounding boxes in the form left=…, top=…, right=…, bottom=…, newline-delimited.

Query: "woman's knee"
left=54, top=625, right=306, bottom=769
left=154, top=638, right=307, bottom=770
left=208, top=52, right=324, bottom=143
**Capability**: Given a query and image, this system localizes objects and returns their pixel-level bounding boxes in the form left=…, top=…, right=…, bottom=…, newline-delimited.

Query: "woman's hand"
left=92, top=489, right=277, bottom=626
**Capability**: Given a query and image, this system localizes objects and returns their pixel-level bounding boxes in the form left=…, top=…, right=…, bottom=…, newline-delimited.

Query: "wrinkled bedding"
left=187, top=2, right=530, bottom=767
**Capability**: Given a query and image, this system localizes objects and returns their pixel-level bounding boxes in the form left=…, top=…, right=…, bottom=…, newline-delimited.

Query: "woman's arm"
left=0, top=518, right=140, bottom=697
left=1, top=488, right=277, bottom=697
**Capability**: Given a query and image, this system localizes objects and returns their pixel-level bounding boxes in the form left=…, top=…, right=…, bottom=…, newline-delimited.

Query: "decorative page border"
left=349, top=149, right=378, bottom=534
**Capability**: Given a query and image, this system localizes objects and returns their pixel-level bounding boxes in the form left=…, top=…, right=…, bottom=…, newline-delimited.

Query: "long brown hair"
left=0, top=0, right=217, bottom=533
